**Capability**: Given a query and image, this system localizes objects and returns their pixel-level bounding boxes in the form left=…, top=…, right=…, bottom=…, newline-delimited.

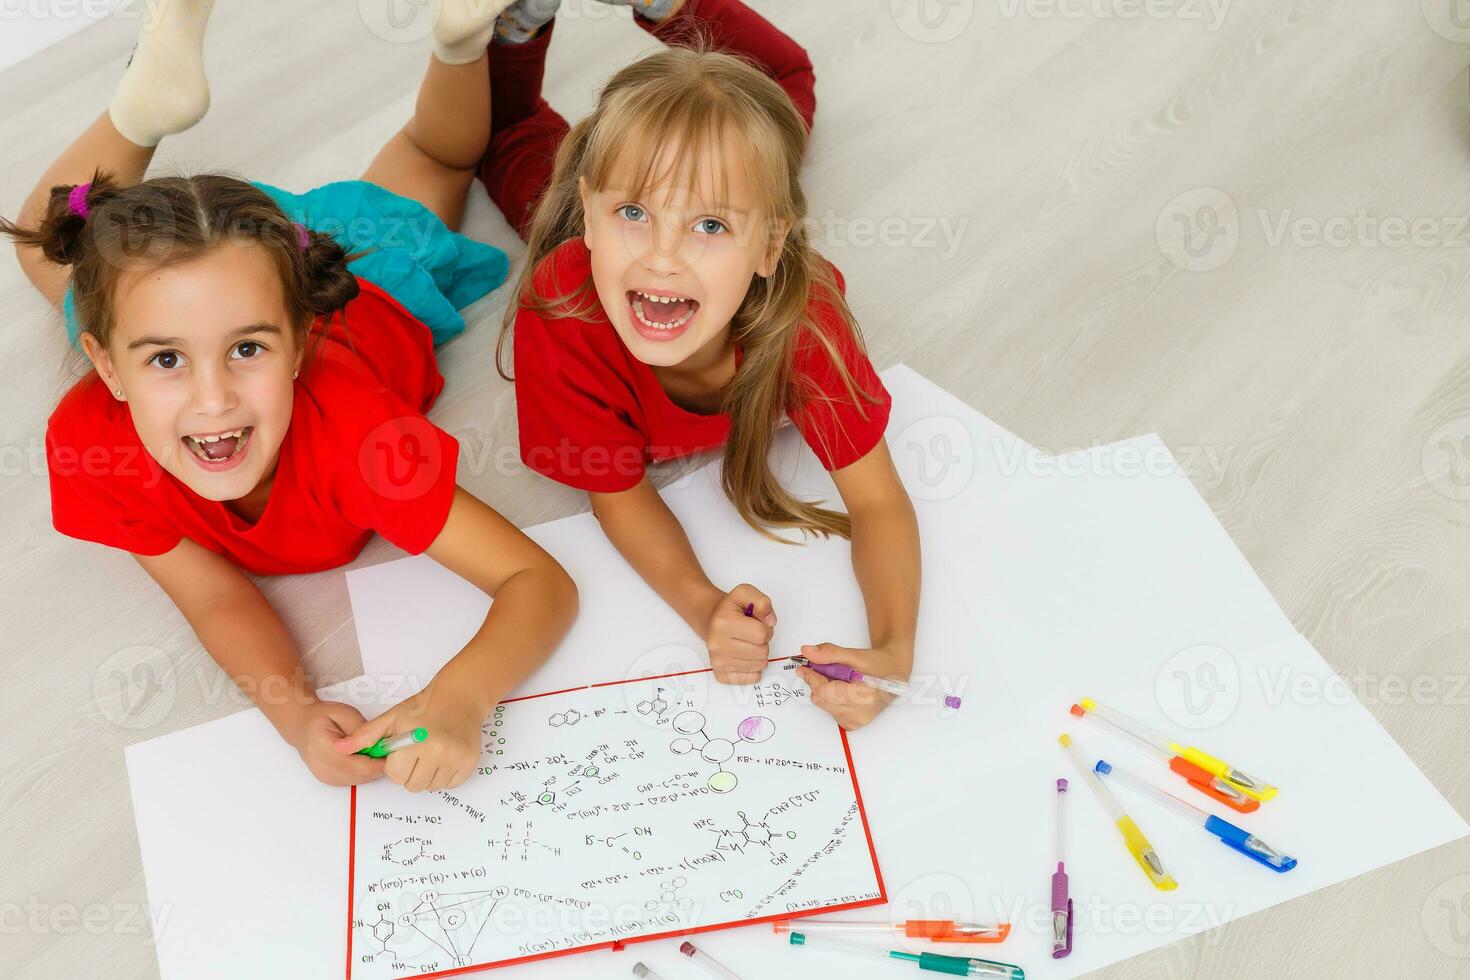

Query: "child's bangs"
left=586, top=86, right=786, bottom=219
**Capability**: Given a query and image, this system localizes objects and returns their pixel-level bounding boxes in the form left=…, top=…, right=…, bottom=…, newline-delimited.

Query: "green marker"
left=789, top=932, right=1023, bottom=979
left=357, top=727, right=428, bottom=758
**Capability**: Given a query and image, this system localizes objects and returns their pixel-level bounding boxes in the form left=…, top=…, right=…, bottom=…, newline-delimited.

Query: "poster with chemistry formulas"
left=347, top=665, right=885, bottom=979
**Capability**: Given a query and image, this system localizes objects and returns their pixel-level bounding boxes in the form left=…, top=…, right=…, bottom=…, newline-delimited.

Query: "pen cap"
left=1116, top=816, right=1178, bottom=891
left=917, top=952, right=1025, bottom=979
left=907, top=920, right=1011, bottom=943
left=1050, top=897, right=1073, bottom=959
left=1204, top=816, right=1298, bottom=872
left=1169, top=756, right=1260, bottom=813
left=1179, top=747, right=1278, bottom=802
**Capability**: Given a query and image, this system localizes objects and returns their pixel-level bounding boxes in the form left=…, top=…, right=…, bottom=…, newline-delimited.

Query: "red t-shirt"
left=45, top=278, right=459, bottom=575
left=513, top=239, right=891, bottom=493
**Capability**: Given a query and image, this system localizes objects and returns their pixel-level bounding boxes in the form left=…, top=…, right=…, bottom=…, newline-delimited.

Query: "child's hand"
left=796, top=643, right=904, bottom=731
left=287, top=699, right=387, bottom=787
left=336, top=685, right=487, bottom=794
left=703, top=584, right=777, bottom=685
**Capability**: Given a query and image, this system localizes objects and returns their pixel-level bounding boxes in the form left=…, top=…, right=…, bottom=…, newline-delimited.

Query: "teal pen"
left=356, top=727, right=428, bottom=758
left=788, top=932, right=1024, bottom=979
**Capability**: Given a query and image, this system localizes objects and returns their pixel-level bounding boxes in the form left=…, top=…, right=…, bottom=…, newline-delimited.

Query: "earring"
left=292, top=370, right=299, bottom=379
left=113, top=388, right=124, bottom=399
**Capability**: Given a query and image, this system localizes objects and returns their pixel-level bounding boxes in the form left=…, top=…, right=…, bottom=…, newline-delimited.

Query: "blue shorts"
left=63, top=179, right=509, bottom=348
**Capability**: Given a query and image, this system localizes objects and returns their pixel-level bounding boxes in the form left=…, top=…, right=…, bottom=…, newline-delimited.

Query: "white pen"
left=680, top=940, right=743, bottom=980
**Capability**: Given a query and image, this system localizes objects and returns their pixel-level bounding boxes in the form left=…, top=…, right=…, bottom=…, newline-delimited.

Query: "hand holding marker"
left=355, top=727, right=428, bottom=758
left=791, top=655, right=961, bottom=709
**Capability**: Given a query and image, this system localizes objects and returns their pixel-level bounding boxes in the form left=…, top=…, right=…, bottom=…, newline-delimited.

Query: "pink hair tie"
left=67, top=183, right=91, bottom=219
left=294, top=222, right=311, bottom=252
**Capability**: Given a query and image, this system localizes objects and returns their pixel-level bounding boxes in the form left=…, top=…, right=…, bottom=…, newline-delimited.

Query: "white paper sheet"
left=124, top=677, right=381, bottom=980
left=126, top=365, right=1468, bottom=980
left=348, top=672, right=883, bottom=978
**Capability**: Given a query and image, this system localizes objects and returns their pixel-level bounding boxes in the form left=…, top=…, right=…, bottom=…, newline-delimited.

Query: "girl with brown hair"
left=3, top=0, right=577, bottom=791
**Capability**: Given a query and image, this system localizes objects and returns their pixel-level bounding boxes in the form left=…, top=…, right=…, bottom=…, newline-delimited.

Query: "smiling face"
left=579, top=132, right=788, bottom=371
left=82, top=242, right=304, bottom=502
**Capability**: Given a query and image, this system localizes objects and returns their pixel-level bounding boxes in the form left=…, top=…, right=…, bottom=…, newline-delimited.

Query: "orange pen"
left=1070, top=702, right=1261, bottom=813
left=773, top=918, right=1010, bottom=944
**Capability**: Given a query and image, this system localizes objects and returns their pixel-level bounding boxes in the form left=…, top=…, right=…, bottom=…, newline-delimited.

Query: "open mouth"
left=181, top=426, right=254, bottom=472
left=627, top=289, right=699, bottom=340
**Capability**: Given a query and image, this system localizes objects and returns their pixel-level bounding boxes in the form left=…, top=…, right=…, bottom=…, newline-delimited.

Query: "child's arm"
left=589, top=478, right=778, bottom=685
left=134, top=539, right=387, bottom=786
left=796, top=439, right=921, bottom=731
left=337, top=487, right=578, bottom=792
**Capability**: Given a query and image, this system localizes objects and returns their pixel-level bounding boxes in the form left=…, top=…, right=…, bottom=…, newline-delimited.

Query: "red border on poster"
left=346, top=664, right=886, bottom=978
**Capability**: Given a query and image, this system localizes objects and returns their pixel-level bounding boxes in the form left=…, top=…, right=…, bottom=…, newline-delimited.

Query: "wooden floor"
left=3, top=1, right=1469, bottom=977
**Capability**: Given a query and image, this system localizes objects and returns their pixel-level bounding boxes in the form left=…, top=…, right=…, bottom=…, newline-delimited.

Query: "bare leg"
left=363, top=0, right=519, bottom=233
left=13, top=0, right=216, bottom=307
left=14, top=113, right=157, bottom=308
left=361, top=51, right=493, bottom=233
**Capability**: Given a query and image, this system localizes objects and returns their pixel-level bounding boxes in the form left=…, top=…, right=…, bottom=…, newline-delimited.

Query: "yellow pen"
left=1059, top=733, right=1178, bottom=891
left=1079, top=697, right=1277, bottom=803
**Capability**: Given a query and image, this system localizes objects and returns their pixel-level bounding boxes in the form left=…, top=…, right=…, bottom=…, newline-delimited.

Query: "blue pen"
left=1094, top=759, right=1297, bottom=872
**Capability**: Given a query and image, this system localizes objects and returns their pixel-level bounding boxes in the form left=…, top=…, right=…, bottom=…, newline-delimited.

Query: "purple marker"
left=1052, top=777, right=1073, bottom=958
left=790, top=656, right=961, bottom=710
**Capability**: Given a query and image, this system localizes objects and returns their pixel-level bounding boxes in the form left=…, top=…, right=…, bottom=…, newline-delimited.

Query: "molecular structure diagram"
left=586, top=830, right=645, bottom=861
left=381, top=836, right=432, bottom=867
left=644, top=875, right=693, bottom=918
left=362, top=886, right=509, bottom=969
left=487, top=820, right=561, bottom=862
left=547, top=709, right=582, bottom=728
left=669, top=712, right=775, bottom=794
left=711, top=810, right=796, bottom=856
left=636, top=688, right=670, bottom=720
left=753, top=679, right=801, bottom=709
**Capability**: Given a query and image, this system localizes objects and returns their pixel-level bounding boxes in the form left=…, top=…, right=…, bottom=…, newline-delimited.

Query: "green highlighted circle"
left=707, top=771, right=738, bottom=794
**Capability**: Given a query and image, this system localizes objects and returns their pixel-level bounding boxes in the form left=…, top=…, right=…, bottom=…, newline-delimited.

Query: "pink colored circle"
left=737, top=716, right=775, bottom=743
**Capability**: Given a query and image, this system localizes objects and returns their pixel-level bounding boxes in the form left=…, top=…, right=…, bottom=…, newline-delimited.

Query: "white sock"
left=107, top=0, right=216, bottom=147
left=494, top=0, right=562, bottom=45
left=433, top=0, right=518, bottom=64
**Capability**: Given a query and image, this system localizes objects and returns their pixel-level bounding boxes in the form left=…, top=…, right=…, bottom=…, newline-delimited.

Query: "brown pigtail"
left=0, top=169, right=121, bottom=267
left=298, top=227, right=360, bottom=318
